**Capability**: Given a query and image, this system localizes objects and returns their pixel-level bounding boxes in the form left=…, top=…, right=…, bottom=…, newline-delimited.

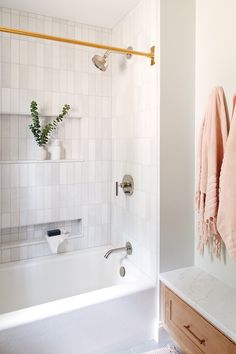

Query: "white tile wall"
left=111, top=0, right=158, bottom=280
left=0, top=7, right=112, bottom=262
left=0, top=3, right=158, bottom=270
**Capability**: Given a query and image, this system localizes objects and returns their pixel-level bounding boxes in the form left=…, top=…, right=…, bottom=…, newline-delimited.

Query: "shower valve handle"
left=115, top=181, right=119, bottom=196
left=115, top=175, right=134, bottom=196
left=115, top=181, right=131, bottom=196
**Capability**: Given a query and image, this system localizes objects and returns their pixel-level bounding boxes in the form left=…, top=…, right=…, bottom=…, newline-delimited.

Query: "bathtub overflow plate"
left=120, top=266, right=126, bottom=277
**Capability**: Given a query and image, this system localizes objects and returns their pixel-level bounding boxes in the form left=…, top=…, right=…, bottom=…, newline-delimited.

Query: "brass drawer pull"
left=184, top=325, right=206, bottom=345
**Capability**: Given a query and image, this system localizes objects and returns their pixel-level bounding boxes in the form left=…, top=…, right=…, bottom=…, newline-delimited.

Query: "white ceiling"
left=0, top=0, right=142, bottom=28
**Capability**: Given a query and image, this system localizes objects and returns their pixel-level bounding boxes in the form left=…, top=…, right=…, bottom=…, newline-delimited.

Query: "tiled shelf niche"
left=0, top=113, right=82, bottom=119
left=0, top=113, right=83, bottom=162
left=0, top=159, right=84, bottom=164
left=0, top=219, right=83, bottom=263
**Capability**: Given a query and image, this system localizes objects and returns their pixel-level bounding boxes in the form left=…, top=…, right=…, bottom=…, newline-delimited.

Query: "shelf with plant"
left=29, top=101, right=70, bottom=160
left=0, top=113, right=82, bottom=119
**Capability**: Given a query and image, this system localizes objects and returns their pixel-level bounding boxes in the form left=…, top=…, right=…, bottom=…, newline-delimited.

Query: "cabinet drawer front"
left=165, top=287, right=236, bottom=354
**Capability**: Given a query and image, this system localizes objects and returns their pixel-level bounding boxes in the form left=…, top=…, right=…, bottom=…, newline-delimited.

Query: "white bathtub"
left=0, top=246, right=156, bottom=354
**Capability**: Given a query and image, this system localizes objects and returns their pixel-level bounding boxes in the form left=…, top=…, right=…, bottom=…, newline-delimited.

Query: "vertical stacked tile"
left=0, top=8, right=112, bottom=262
left=111, top=0, right=158, bottom=280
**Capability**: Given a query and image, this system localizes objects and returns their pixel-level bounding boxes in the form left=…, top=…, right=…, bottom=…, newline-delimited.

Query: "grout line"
left=0, top=234, right=83, bottom=249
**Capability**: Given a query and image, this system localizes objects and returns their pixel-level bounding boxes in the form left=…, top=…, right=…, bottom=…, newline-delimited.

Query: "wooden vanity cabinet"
left=161, top=283, right=236, bottom=354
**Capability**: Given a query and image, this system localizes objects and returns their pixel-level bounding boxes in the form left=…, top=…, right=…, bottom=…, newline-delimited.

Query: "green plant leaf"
left=29, top=101, right=71, bottom=146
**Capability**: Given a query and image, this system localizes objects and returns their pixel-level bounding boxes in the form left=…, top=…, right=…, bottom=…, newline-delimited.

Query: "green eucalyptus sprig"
left=29, top=101, right=70, bottom=147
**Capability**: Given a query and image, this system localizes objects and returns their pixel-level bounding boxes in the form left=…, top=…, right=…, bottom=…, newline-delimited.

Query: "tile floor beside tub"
left=92, top=328, right=183, bottom=354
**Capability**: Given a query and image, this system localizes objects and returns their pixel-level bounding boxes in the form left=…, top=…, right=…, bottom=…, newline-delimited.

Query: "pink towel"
left=196, top=87, right=229, bottom=257
left=217, top=96, right=236, bottom=260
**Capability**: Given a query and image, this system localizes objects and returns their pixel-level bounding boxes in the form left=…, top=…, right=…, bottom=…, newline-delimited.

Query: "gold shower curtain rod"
left=0, top=26, right=155, bottom=65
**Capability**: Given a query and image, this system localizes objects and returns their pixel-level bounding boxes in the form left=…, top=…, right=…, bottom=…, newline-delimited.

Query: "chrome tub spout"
left=104, top=242, right=132, bottom=259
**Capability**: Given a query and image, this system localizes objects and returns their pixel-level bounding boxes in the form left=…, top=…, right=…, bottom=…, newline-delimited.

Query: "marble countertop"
left=159, top=266, right=236, bottom=343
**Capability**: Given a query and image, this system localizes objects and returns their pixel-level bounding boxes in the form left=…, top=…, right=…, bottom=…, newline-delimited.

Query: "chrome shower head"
left=92, top=51, right=110, bottom=72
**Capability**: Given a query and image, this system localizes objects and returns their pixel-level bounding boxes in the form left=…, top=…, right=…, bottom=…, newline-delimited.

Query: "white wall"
left=159, top=0, right=195, bottom=272
left=195, top=0, right=236, bottom=289
left=112, top=0, right=158, bottom=280
left=0, top=8, right=112, bottom=262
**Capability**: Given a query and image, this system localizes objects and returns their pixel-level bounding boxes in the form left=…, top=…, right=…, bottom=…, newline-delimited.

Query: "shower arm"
left=0, top=26, right=155, bottom=66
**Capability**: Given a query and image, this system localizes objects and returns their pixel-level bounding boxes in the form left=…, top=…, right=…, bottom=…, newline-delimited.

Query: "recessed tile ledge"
left=0, top=113, right=82, bottom=119
left=159, top=266, right=236, bottom=343
left=0, top=159, right=84, bottom=164
left=0, top=233, right=83, bottom=250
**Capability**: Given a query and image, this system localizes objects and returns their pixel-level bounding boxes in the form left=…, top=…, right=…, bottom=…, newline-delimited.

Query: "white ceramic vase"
left=38, top=146, right=47, bottom=160
left=50, top=139, right=61, bottom=160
